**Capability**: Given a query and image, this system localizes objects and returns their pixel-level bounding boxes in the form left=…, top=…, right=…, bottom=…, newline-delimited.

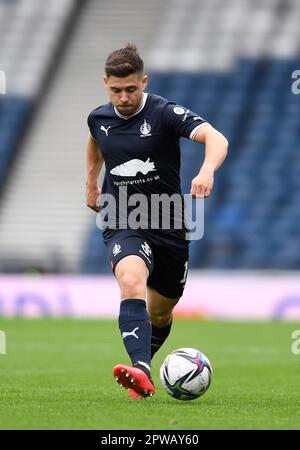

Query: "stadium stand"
left=0, top=0, right=299, bottom=273
left=0, top=0, right=166, bottom=272
left=0, top=0, right=81, bottom=271
left=0, top=0, right=78, bottom=186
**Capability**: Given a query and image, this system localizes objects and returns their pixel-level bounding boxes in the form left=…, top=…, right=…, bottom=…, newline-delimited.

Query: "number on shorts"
left=180, top=261, right=188, bottom=284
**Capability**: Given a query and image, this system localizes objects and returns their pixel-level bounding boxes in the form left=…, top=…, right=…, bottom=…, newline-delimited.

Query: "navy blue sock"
left=151, top=318, right=173, bottom=359
left=118, top=299, right=152, bottom=371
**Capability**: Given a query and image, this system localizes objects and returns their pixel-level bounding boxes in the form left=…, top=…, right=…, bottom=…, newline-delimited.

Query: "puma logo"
left=100, top=125, right=111, bottom=136
left=122, top=327, right=139, bottom=340
left=110, top=158, right=156, bottom=177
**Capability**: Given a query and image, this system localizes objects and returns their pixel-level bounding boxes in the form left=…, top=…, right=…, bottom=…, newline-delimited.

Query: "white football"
left=160, top=347, right=212, bottom=400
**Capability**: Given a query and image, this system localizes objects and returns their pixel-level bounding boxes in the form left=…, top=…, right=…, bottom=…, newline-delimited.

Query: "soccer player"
left=86, top=44, right=228, bottom=399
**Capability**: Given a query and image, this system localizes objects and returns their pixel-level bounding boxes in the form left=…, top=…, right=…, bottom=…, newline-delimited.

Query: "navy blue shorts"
left=104, top=230, right=189, bottom=299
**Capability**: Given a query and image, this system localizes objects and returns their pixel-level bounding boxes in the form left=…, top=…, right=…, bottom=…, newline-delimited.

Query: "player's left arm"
left=190, top=125, right=228, bottom=198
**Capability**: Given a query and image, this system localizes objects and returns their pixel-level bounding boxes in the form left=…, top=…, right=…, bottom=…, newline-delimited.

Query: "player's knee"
left=150, top=312, right=172, bottom=328
left=118, top=272, right=146, bottom=298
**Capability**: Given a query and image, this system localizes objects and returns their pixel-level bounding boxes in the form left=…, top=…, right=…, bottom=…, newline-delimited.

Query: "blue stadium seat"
left=79, top=226, right=111, bottom=274
left=0, top=96, right=32, bottom=187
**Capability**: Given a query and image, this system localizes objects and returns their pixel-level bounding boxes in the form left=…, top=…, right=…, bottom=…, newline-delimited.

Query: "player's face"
left=104, top=73, right=148, bottom=116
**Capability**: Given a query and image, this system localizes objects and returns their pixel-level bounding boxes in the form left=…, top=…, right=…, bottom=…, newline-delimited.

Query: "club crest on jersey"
left=140, top=119, right=152, bottom=137
left=112, top=243, right=122, bottom=256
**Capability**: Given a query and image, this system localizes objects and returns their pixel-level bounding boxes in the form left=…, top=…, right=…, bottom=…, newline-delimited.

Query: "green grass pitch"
left=0, top=319, right=299, bottom=430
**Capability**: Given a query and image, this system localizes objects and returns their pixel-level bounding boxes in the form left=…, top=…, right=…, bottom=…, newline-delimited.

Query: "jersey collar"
left=113, top=93, right=148, bottom=120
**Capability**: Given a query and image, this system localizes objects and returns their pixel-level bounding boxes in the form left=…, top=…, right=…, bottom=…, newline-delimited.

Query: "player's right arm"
left=85, top=135, right=104, bottom=213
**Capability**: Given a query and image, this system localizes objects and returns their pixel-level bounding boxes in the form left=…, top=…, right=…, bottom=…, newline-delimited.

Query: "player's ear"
left=142, top=74, right=148, bottom=90
left=103, top=75, right=108, bottom=87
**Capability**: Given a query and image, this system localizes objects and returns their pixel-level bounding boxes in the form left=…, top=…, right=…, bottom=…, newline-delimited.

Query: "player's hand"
left=86, top=185, right=101, bottom=212
left=190, top=164, right=214, bottom=198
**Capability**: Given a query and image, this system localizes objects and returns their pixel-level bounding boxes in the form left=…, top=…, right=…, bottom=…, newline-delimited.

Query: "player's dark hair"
left=105, top=43, right=144, bottom=77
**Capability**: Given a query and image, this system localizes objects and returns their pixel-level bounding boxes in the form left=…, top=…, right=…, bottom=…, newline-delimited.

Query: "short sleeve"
left=87, top=111, right=97, bottom=141
left=162, top=102, right=209, bottom=140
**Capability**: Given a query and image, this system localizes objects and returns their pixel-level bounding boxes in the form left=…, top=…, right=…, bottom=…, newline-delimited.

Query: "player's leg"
left=113, top=255, right=155, bottom=397
left=147, top=286, right=179, bottom=359
left=146, top=239, right=189, bottom=359
left=105, top=233, right=156, bottom=397
left=115, top=254, right=148, bottom=300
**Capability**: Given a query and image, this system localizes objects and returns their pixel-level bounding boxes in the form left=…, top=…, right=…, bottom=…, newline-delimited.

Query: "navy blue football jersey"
left=87, top=93, right=208, bottom=239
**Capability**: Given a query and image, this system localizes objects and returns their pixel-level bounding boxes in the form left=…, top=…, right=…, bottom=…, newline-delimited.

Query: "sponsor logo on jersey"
left=173, top=106, right=185, bottom=115
left=110, top=158, right=156, bottom=177
left=112, top=243, right=122, bottom=256
left=140, top=119, right=152, bottom=137
left=100, top=125, right=112, bottom=136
